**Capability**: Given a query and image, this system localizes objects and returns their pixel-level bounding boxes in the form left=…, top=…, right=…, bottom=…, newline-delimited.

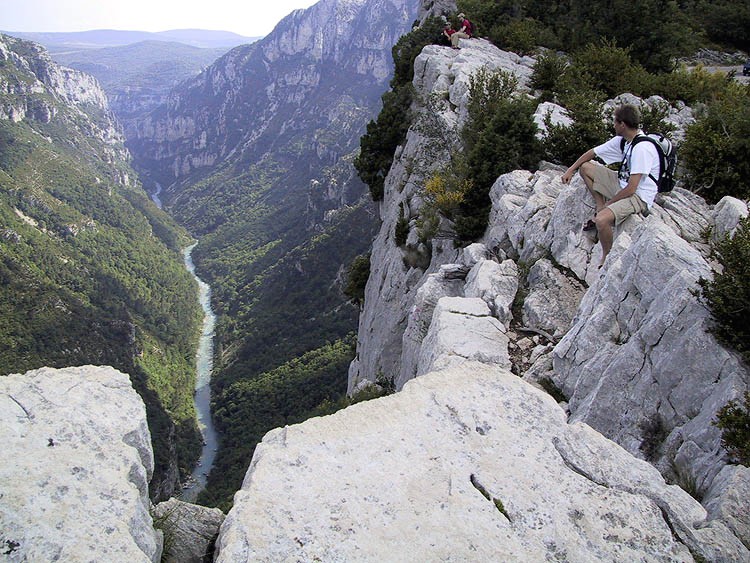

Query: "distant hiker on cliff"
left=450, top=13, right=473, bottom=49
left=443, top=23, right=456, bottom=46
left=561, top=104, right=659, bottom=267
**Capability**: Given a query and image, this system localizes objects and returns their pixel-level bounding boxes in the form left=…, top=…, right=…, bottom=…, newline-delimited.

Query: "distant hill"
left=50, top=40, right=229, bottom=126
left=0, top=28, right=260, bottom=51
left=52, top=40, right=227, bottom=92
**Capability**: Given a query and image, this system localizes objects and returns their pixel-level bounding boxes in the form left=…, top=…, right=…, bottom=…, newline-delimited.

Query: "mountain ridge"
left=1, top=29, right=259, bottom=50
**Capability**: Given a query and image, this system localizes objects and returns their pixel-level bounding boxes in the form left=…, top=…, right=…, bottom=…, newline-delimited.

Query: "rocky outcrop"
left=153, top=498, right=225, bottom=563
left=0, top=366, right=161, bottom=562
left=348, top=39, right=536, bottom=394
left=346, top=31, right=750, bottom=552
left=216, top=362, right=747, bottom=561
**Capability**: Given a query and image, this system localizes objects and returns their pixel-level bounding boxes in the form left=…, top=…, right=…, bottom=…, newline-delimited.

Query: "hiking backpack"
left=619, top=133, right=677, bottom=193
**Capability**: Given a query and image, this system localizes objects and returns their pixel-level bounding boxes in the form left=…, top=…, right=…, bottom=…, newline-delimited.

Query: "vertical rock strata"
left=0, top=366, right=161, bottom=562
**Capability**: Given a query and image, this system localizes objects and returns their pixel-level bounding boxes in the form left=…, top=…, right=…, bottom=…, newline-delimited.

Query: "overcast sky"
left=0, top=0, right=320, bottom=38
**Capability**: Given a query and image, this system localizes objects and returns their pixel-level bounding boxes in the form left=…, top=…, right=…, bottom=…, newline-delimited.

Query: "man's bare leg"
left=594, top=207, right=616, bottom=267
left=579, top=161, right=607, bottom=213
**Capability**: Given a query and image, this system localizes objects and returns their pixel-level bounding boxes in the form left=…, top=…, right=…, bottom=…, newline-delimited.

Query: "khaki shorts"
left=591, top=164, right=648, bottom=225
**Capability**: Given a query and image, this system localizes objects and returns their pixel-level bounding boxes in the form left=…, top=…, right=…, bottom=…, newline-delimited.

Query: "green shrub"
left=344, top=253, right=370, bottom=305
left=566, top=40, right=649, bottom=99
left=647, top=66, right=733, bottom=105
left=699, top=216, right=750, bottom=362
left=681, top=83, right=750, bottom=203
left=541, top=90, right=609, bottom=165
left=455, top=69, right=541, bottom=243
left=490, top=18, right=556, bottom=55
left=639, top=99, right=676, bottom=137
left=423, top=169, right=472, bottom=219
left=530, top=50, right=569, bottom=101
left=395, top=204, right=410, bottom=246
left=355, top=86, right=413, bottom=201
left=714, top=392, right=750, bottom=466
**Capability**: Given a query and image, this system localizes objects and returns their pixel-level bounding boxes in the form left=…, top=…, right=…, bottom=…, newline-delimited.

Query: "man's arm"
left=561, top=148, right=596, bottom=184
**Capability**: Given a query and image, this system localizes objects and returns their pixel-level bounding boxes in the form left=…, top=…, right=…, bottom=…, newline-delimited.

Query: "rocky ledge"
left=0, top=366, right=161, bottom=562
left=216, top=362, right=747, bottom=561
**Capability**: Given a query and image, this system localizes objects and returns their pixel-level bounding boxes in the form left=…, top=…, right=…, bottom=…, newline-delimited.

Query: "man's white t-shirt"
left=594, top=134, right=659, bottom=208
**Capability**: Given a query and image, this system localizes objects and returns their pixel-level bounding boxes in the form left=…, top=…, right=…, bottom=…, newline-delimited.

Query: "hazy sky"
left=0, top=0, right=320, bottom=38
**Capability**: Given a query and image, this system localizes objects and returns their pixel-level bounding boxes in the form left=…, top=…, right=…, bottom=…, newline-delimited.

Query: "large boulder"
left=216, top=364, right=747, bottom=561
left=0, top=366, right=161, bottom=562
left=153, top=498, right=225, bottom=563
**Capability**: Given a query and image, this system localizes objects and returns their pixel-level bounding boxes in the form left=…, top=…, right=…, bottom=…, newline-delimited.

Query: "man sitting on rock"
left=561, top=104, right=659, bottom=267
left=450, top=13, right=472, bottom=49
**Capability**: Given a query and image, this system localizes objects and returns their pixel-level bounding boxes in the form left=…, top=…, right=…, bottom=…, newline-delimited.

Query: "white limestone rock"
left=464, top=258, right=519, bottom=326
left=711, top=196, right=749, bottom=242
left=703, top=465, right=750, bottom=550
left=397, top=270, right=465, bottom=389
left=216, top=364, right=747, bottom=561
left=522, top=258, right=586, bottom=338
left=153, top=498, right=225, bottom=563
left=552, top=218, right=749, bottom=503
left=0, top=366, right=161, bottom=562
left=416, top=297, right=510, bottom=376
left=533, top=101, right=572, bottom=138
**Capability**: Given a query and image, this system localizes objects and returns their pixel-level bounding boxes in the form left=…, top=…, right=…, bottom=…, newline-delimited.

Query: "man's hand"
left=561, top=168, right=575, bottom=184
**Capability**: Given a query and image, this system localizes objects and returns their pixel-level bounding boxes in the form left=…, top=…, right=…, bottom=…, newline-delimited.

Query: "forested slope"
left=0, top=34, right=203, bottom=499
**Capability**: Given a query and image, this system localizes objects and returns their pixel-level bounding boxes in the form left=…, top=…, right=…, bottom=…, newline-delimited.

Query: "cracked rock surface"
left=0, top=366, right=161, bottom=562
left=215, top=363, right=747, bottom=562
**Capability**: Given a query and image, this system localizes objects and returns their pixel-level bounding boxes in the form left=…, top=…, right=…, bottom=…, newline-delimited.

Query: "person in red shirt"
left=443, top=23, right=456, bottom=46
left=450, top=13, right=472, bottom=48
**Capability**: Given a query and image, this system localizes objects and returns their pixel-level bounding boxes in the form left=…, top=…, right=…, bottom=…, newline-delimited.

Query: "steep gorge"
left=0, top=33, right=203, bottom=499
left=125, top=0, right=422, bottom=507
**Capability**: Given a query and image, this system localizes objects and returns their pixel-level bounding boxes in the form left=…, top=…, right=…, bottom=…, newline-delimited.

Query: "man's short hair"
left=614, top=104, right=640, bottom=129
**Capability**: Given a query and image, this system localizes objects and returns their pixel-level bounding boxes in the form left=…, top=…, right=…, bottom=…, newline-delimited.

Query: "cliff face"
left=341, top=37, right=750, bottom=549
left=128, top=0, right=416, bottom=192
left=0, top=34, right=129, bottom=185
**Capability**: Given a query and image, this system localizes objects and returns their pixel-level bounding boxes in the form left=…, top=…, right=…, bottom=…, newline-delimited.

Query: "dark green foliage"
left=455, top=69, right=541, bottom=244
left=395, top=204, right=409, bottom=246
left=680, top=83, right=750, bottom=203
left=566, top=41, right=648, bottom=99
left=356, top=86, right=413, bottom=201
left=639, top=101, right=676, bottom=137
left=199, top=337, right=355, bottom=511
left=344, top=253, right=371, bottom=305
left=458, top=0, right=699, bottom=72
left=699, top=217, right=750, bottom=363
left=355, top=17, right=446, bottom=201
left=541, top=90, right=609, bottom=166
left=530, top=50, right=568, bottom=101
left=699, top=0, right=750, bottom=51
left=714, top=392, right=750, bottom=466
left=490, top=18, right=558, bottom=55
